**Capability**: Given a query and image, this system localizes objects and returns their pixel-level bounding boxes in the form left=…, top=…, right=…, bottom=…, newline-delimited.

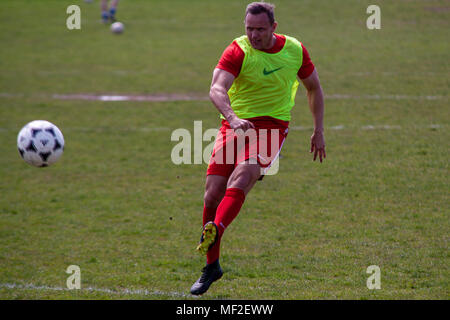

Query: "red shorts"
left=206, top=116, right=289, bottom=179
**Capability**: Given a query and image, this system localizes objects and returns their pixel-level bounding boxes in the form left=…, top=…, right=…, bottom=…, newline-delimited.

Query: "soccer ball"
left=111, top=22, right=124, bottom=34
left=17, top=120, right=65, bottom=167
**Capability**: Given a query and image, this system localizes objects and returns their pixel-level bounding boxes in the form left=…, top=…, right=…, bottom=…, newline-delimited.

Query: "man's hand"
left=228, top=115, right=255, bottom=132
left=209, top=69, right=254, bottom=134
left=301, top=70, right=326, bottom=163
left=310, top=130, right=326, bottom=162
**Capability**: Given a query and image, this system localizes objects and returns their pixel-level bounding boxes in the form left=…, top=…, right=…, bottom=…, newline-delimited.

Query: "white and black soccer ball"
left=17, top=120, right=64, bottom=167
left=110, top=22, right=124, bottom=34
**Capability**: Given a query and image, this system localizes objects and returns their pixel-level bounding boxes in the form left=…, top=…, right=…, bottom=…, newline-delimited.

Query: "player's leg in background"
left=109, top=0, right=120, bottom=22
left=101, top=0, right=109, bottom=23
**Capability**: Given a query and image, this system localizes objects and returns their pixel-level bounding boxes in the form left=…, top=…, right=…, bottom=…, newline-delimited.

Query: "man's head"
left=245, top=2, right=277, bottom=50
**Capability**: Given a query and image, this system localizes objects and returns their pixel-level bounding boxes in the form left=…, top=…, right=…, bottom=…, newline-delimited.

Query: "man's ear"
left=272, top=21, right=278, bottom=32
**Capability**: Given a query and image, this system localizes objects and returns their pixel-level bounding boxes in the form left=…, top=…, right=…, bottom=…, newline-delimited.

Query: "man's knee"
left=204, top=189, right=224, bottom=208
left=227, top=163, right=260, bottom=191
left=204, top=175, right=227, bottom=208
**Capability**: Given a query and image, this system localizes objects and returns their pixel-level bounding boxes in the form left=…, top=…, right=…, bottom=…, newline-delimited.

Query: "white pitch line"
left=289, top=124, right=442, bottom=131
left=0, top=92, right=447, bottom=101
left=324, top=94, right=445, bottom=100
left=51, top=93, right=448, bottom=101
left=0, top=124, right=443, bottom=133
left=51, top=94, right=210, bottom=102
left=65, top=127, right=172, bottom=132
left=361, top=124, right=402, bottom=130
left=0, top=282, right=194, bottom=298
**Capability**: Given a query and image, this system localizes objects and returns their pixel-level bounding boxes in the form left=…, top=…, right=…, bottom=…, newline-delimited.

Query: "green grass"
left=0, top=0, right=448, bottom=299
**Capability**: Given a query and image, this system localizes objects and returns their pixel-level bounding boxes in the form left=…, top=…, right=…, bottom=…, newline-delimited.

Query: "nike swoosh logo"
left=263, top=67, right=283, bottom=75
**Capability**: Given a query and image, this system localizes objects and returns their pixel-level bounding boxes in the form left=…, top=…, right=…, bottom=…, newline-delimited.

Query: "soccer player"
left=190, top=2, right=326, bottom=295
left=101, top=0, right=120, bottom=23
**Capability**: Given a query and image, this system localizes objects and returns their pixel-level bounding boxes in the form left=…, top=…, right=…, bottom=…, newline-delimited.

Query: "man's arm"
left=300, top=69, right=326, bottom=162
left=210, top=68, right=255, bottom=131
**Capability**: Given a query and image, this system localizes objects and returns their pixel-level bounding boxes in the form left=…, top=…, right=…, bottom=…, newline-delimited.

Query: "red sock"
left=207, top=188, right=246, bottom=264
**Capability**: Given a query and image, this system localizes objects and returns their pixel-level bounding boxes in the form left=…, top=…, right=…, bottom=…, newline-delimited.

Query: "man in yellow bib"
left=190, top=2, right=326, bottom=295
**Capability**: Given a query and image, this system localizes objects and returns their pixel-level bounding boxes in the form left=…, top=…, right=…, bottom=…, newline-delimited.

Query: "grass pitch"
left=0, top=0, right=448, bottom=299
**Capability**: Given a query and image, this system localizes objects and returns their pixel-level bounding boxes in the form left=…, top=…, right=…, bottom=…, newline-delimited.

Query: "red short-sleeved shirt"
left=216, top=33, right=315, bottom=79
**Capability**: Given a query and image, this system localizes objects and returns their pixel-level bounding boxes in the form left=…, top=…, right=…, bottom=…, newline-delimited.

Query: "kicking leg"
left=197, top=175, right=227, bottom=258
left=191, top=175, right=227, bottom=295
left=191, top=163, right=260, bottom=295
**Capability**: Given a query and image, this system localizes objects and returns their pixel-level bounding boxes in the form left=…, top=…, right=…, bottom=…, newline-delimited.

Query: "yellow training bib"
left=226, top=34, right=302, bottom=121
